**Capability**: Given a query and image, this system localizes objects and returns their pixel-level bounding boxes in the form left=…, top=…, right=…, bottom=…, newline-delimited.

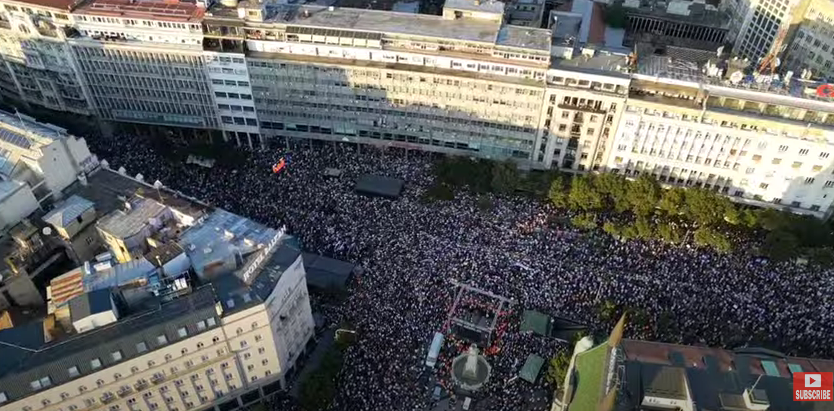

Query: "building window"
left=196, top=320, right=206, bottom=331
left=177, top=327, right=188, bottom=338
left=111, top=350, right=123, bottom=362
left=91, top=358, right=102, bottom=369
left=136, top=342, right=147, bottom=353
left=805, top=177, right=816, bottom=184
left=68, top=366, right=80, bottom=378
left=207, top=318, right=217, bottom=327
left=779, top=145, right=789, bottom=152
left=792, top=161, right=803, bottom=169
left=799, top=148, right=809, bottom=155
left=157, top=335, right=168, bottom=345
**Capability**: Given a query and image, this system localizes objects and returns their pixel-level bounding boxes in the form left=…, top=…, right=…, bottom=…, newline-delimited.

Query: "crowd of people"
left=87, top=134, right=834, bottom=411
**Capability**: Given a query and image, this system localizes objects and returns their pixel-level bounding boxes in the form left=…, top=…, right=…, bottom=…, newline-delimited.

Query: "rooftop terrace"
left=74, top=0, right=206, bottom=22
left=209, top=4, right=552, bottom=51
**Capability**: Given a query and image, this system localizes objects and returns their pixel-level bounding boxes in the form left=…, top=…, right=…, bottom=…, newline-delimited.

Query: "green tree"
left=684, top=189, right=732, bottom=226
left=693, top=226, right=732, bottom=253
left=548, top=174, right=570, bottom=208
left=299, top=343, right=350, bottom=411
left=568, top=174, right=603, bottom=211
left=626, top=174, right=662, bottom=217
left=634, top=217, right=655, bottom=239
left=491, top=160, right=520, bottom=194
left=545, top=351, right=571, bottom=394
left=571, top=213, right=598, bottom=230
left=659, top=187, right=687, bottom=216
left=756, top=208, right=791, bottom=231
left=761, top=230, right=800, bottom=261
left=602, top=221, right=619, bottom=237
left=657, top=221, right=682, bottom=244
left=595, top=173, right=630, bottom=213
left=599, top=299, right=618, bottom=321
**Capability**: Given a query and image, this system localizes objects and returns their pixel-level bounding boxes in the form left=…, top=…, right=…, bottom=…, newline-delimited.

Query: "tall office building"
left=781, top=0, right=834, bottom=78
left=0, top=0, right=90, bottom=114
left=725, top=0, right=810, bottom=62
left=0, top=0, right=832, bottom=215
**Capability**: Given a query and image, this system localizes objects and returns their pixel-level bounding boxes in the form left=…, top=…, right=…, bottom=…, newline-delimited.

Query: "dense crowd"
left=88, top=134, right=834, bottom=411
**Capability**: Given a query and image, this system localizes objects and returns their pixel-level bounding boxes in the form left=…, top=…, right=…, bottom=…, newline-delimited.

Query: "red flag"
left=272, top=158, right=286, bottom=174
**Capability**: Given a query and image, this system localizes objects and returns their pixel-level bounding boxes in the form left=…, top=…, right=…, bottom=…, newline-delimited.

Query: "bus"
left=425, top=332, right=444, bottom=368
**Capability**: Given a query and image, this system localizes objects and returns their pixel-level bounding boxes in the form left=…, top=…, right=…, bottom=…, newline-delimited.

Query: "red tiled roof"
left=50, top=268, right=85, bottom=306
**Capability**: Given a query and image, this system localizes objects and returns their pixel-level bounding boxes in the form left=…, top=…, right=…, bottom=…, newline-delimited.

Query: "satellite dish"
left=42, top=227, right=52, bottom=236
left=774, top=57, right=781, bottom=68
left=135, top=173, right=144, bottom=182
left=117, top=166, right=126, bottom=175
left=730, top=71, right=744, bottom=84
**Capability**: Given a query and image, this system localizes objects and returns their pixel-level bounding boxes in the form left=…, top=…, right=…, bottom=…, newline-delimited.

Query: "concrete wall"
left=0, top=183, right=38, bottom=230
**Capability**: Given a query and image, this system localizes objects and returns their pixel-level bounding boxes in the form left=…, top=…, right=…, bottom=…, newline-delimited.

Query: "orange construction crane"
left=758, top=26, right=788, bottom=75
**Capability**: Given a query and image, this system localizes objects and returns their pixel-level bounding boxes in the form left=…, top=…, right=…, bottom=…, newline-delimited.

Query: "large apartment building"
left=0, top=0, right=834, bottom=215
left=0, top=155, right=316, bottom=411
left=609, top=50, right=834, bottom=216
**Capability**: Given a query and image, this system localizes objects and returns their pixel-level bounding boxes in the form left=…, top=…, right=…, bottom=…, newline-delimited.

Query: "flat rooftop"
left=634, top=53, right=834, bottom=112
left=3, top=0, right=82, bottom=11
left=97, top=197, right=167, bottom=239
left=551, top=51, right=631, bottom=77
left=497, top=25, right=551, bottom=51
left=444, top=0, right=505, bottom=14
left=0, top=179, right=25, bottom=202
left=624, top=0, right=730, bottom=29
left=74, top=0, right=206, bottom=22
left=211, top=4, right=551, bottom=51
left=178, top=208, right=280, bottom=279
left=63, top=168, right=208, bottom=220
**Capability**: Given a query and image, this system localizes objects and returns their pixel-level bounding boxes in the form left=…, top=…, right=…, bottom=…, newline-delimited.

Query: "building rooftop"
left=178, top=208, right=280, bottom=279
left=42, top=195, right=94, bottom=229
left=565, top=336, right=834, bottom=411
left=96, top=197, right=167, bottom=240
left=634, top=53, right=834, bottom=112
left=212, top=238, right=303, bottom=314
left=74, top=0, right=206, bottom=22
left=551, top=51, right=631, bottom=76
left=62, top=168, right=207, bottom=224
left=497, top=25, right=551, bottom=51
left=444, top=0, right=504, bottom=14
left=68, top=288, right=113, bottom=323
left=623, top=0, right=730, bottom=29
left=0, top=286, right=219, bottom=405
left=49, top=258, right=158, bottom=307
left=567, top=342, right=608, bottom=411
left=0, top=180, right=25, bottom=202
left=0, top=110, right=68, bottom=148
left=210, top=4, right=552, bottom=52
left=4, top=0, right=84, bottom=11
